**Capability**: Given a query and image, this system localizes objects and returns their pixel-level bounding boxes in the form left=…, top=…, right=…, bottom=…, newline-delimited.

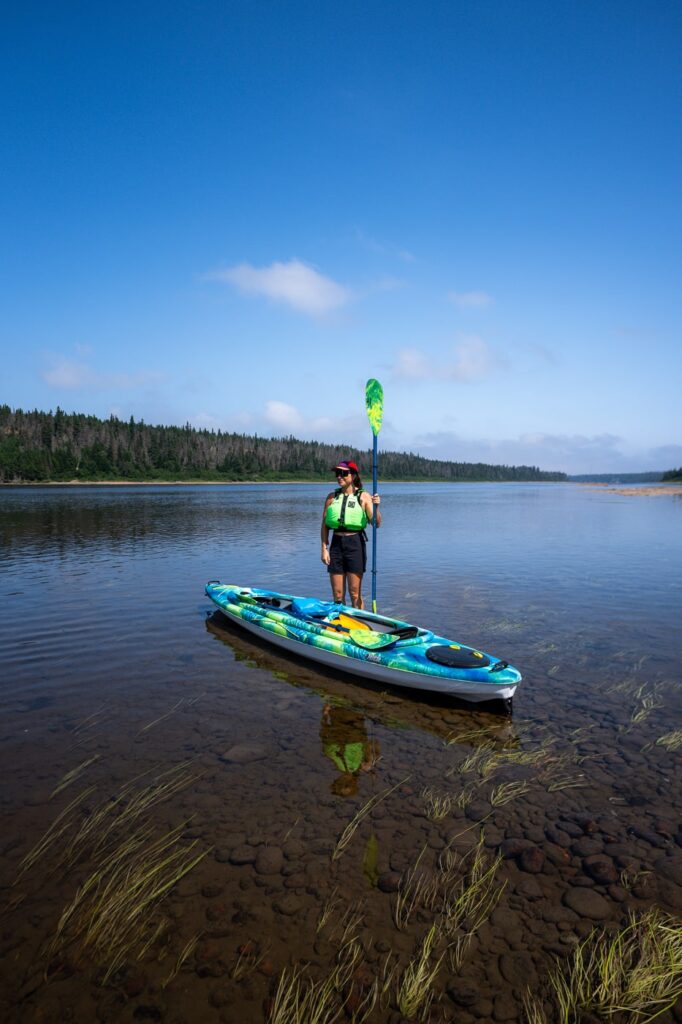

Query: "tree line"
left=0, top=405, right=567, bottom=483
left=661, top=468, right=682, bottom=482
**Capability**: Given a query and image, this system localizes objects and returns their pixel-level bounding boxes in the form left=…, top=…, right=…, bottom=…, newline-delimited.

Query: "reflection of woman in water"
left=319, top=703, right=380, bottom=796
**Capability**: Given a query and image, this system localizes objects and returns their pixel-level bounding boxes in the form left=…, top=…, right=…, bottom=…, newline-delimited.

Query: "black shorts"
left=328, top=532, right=367, bottom=575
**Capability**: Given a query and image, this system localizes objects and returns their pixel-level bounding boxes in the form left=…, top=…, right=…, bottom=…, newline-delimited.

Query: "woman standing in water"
left=321, top=459, right=381, bottom=608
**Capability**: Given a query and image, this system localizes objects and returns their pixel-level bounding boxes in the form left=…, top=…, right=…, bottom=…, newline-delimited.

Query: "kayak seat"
left=290, top=596, right=342, bottom=621
left=244, top=592, right=293, bottom=610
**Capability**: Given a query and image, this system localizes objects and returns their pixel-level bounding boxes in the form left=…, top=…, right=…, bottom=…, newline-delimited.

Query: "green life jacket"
left=324, top=741, right=365, bottom=774
left=325, top=488, right=368, bottom=531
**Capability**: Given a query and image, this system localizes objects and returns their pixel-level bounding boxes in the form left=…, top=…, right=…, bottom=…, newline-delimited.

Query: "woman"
left=321, top=459, right=381, bottom=608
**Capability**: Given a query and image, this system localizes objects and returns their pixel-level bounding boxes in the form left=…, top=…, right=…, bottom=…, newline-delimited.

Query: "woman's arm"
left=362, top=491, right=381, bottom=527
left=321, top=493, right=334, bottom=563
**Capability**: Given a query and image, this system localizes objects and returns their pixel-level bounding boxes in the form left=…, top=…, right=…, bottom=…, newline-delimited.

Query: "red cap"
left=332, top=459, right=359, bottom=473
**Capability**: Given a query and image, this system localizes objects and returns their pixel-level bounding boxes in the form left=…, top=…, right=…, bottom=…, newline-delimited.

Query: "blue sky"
left=2, top=1, right=681, bottom=474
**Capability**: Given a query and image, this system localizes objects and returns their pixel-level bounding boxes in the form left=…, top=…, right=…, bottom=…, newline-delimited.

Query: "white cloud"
left=252, top=401, right=371, bottom=446
left=265, top=400, right=305, bottom=432
left=448, top=290, right=493, bottom=309
left=43, top=359, right=93, bottom=389
left=390, top=335, right=500, bottom=383
left=448, top=334, right=497, bottom=381
left=212, top=259, right=352, bottom=316
left=355, top=228, right=415, bottom=263
left=393, top=348, right=431, bottom=380
left=41, top=356, right=163, bottom=391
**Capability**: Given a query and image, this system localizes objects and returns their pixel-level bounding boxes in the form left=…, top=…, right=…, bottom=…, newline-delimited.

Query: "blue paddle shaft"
left=371, top=433, right=378, bottom=611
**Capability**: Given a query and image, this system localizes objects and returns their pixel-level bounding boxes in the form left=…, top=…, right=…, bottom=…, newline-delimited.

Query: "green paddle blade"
left=349, top=629, right=397, bottom=650
left=349, top=626, right=419, bottom=650
left=365, top=378, right=384, bottom=436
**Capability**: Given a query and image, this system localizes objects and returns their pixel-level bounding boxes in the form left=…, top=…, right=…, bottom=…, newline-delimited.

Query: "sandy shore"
left=579, top=483, right=682, bottom=496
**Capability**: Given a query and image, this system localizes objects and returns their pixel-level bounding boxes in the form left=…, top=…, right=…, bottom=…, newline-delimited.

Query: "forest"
left=0, top=405, right=567, bottom=483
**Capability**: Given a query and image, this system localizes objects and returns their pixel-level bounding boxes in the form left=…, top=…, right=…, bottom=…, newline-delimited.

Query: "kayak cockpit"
left=238, top=587, right=433, bottom=646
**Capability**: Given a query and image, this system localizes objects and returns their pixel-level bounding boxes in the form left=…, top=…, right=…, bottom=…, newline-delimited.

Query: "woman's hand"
left=371, top=493, right=380, bottom=506
left=321, top=545, right=330, bottom=565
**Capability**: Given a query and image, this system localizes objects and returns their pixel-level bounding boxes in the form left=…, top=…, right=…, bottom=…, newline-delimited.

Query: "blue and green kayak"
left=206, top=583, right=521, bottom=704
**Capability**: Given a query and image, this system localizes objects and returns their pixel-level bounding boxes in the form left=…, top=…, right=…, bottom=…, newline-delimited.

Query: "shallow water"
left=1, top=482, right=681, bottom=1023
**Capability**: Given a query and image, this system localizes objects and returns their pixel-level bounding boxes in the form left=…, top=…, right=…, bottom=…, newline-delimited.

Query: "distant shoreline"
left=1, top=478, right=561, bottom=487
left=2, top=480, right=679, bottom=492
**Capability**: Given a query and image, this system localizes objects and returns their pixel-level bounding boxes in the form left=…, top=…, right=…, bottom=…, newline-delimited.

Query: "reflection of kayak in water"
left=204, top=617, right=518, bottom=741
left=205, top=583, right=521, bottom=706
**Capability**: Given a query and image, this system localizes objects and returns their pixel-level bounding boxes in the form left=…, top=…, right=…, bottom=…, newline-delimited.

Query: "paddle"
left=349, top=626, right=419, bottom=651
left=365, top=378, right=384, bottom=614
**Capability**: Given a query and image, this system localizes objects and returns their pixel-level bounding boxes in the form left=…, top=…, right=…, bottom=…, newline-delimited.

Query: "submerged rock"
left=221, top=743, right=268, bottom=763
left=582, top=854, right=618, bottom=885
left=377, top=871, right=402, bottom=893
left=563, top=887, right=610, bottom=920
left=255, top=846, right=283, bottom=874
left=518, top=846, right=545, bottom=874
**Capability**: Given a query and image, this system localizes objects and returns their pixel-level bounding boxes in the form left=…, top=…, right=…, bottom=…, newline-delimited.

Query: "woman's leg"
left=346, top=572, right=364, bottom=609
left=329, top=573, right=346, bottom=603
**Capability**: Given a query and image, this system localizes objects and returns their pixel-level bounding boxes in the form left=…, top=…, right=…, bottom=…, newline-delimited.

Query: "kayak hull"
left=205, top=583, right=521, bottom=704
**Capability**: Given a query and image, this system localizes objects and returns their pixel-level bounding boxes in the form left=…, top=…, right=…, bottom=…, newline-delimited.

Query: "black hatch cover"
left=426, top=644, right=491, bottom=669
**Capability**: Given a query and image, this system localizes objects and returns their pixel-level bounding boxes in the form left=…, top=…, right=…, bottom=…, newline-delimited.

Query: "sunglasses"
left=335, top=469, right=352, bottom=477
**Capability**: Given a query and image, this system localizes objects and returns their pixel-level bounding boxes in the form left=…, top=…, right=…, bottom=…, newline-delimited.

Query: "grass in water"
left=456, top=742, right=497, bottom=776
left=523, top=908, right=682, bottom=1024
left=16, top=786, right=96, bottom=880
left=137, top=698, right=185, bottom=735
left=440, top=835, right=506, bottom=968
left=231, top=941, right=265, bottom=981
left=51, top=756, right=101, bottom=798
left=630, top=684, right=663, bottom=725
left=269, top=939, right=376, bottom=1024
left=620, top=868, right=651, bottom=893
left=331, top=777, right=409, bottom=861
left=453, top=783, right=477, bottom=810
left=162, top=933, right=201, bottom=988
left=546, top=774, right=587, bottom=792
left=49, top=822, right=209, bottom=982
left=393, top=832, right=505, bottom=965
left=17, top=760, right=208, bottom=981
left=392, top=847, right=429, bottom=930
left=490, top=780, right=532, bottom=806
left=316, top=887, right=342, bottom=933
left=655, top=729, right=682, bottom=752
left=58, top=763, right=201, bottom=873
left=395, top=924, right=445, bottom=1021
left=421, top=787, right=455, bottom=821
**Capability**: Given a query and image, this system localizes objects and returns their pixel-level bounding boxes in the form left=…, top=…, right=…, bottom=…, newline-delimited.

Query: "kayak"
left=205, top=583, right=521, bottom=705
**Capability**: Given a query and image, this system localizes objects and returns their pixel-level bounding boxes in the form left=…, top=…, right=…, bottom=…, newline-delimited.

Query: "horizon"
left=2, top=2, right=681, bottom=475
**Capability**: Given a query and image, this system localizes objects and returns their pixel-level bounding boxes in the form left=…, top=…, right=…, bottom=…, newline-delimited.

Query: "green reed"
left=331, top=777, right=409, bottom=861
left=395, top=924, right=445, bottom=1021
left=524, top=908, right=682, bottom=1024
left=49, top=822, right=209, bottom=982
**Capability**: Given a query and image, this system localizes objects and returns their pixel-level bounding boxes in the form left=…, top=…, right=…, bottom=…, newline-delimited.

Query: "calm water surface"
left=1, top=483, right=681, bottom=1023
